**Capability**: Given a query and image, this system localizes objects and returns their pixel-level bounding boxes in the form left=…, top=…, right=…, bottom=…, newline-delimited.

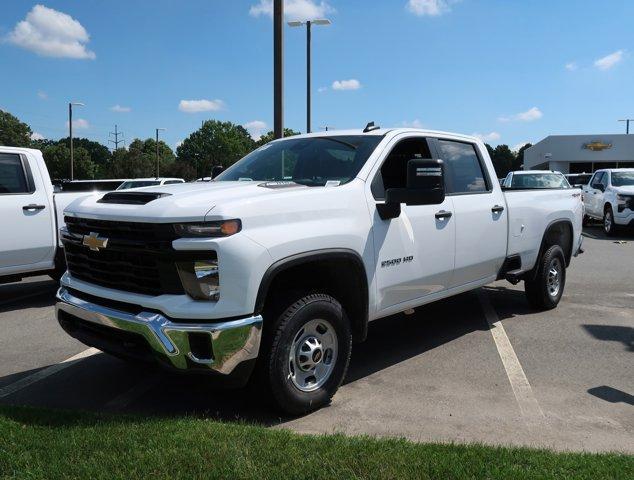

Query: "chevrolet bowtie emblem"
left=82, top=232, right=109, bottom=251
left=584, top=141, right=612, bottom=151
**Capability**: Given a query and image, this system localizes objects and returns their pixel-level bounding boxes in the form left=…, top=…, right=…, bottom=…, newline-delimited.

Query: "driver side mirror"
left=377, top=159, right=445, bottom=220
left=211, top=165, right=224, bottom=179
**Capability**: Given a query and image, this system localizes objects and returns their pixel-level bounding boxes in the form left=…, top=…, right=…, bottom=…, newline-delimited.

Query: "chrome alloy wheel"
left=547, top=257, right=562, bottom=298
left=288, top=319, right=338, bottom=392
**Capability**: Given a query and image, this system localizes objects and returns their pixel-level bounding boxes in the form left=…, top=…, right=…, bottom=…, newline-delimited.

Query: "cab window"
left=371, top=137, right=432, bottom=200
left=0, top=153, right=29, bottom=194
left=437, top=140, right=489, bottom=194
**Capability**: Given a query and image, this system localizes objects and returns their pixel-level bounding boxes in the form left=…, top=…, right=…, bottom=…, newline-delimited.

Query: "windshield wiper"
left=314, top=137, right=358, bottom=150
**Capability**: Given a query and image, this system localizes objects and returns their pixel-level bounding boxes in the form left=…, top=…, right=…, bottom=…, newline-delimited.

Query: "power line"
left=108, top=124, right=125, bottom=150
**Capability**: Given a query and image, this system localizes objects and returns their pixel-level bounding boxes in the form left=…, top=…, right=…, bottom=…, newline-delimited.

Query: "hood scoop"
left=97, top=191, right=172, bottom=205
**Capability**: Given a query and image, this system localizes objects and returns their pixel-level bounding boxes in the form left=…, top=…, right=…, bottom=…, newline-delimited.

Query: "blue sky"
left=1, top=0, right=632, bottom=152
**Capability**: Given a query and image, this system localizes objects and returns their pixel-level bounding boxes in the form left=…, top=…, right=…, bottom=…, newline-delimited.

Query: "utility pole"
left=618, top=118, right=633, bottom=134
left=108, top=124, right=125, bottom=151
left=155, top=128, right=166, bottom=177
left=68, top=102, right=84, bottom=180
left=274, top=0, right=283, bottom=139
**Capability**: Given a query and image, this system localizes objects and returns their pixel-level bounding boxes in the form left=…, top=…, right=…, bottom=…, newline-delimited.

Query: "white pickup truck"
left=0, top=147, right=96, bottom=283
left=56, top=128, right=583, bottom=414
left=582, top=168, right=634, bottom=236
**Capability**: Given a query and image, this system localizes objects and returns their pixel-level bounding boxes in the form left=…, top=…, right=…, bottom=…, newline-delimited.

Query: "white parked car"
left=503, top=170, right=571, bottom=189
left=56, top=128, right=583, bottom=414
left=0, top=147, right=100, bottom=283
left=116, top=178, right=185, bottom=190
left=582, top=168, right=634, bottom=236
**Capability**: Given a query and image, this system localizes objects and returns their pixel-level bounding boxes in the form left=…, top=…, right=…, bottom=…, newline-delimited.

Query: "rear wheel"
left=257, top=293, right=352, bottom=415
left=603, top=206, right=617, bottom=237
left=525, top=245, right=566, bottom=310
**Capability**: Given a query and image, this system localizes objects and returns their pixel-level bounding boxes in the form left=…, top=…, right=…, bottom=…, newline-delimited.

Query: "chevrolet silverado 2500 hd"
left=56, top=128, right=583, bottom=414
left=0, top=147, right=95, bottom=283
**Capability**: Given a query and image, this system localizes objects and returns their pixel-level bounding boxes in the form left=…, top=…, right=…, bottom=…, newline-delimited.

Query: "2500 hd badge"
left=381, top=255, right=414, bottom=268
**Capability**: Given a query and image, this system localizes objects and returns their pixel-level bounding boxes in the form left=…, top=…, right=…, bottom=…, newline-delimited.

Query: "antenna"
left=363, top=121, right=380, bottom=133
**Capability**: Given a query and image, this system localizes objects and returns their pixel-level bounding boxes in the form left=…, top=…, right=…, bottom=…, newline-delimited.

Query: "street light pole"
left=155, top=128, right=166, bottom=177
left=274, top=0, right=284, bottom=139
left=68, top=102, right=84, bottom=180
left=618, top=119, right=633, bottom=134
left=289, top=19, right=330, bottom=134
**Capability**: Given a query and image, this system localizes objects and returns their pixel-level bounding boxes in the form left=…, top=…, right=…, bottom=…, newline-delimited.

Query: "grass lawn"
left=0, top=405, right=631, bottom=479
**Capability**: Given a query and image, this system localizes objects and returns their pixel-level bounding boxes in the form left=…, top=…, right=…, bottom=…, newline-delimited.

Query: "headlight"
left=176, top=259, right=219, bottom=301
left=174, top=220, right=241, bottom=238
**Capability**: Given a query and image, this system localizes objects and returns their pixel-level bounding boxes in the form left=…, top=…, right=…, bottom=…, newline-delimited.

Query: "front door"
left=367, top=135, right=456, bottom=312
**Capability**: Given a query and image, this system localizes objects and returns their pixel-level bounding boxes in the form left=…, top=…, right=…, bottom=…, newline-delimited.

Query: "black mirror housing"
left=211, top=165, right=224, bottom=179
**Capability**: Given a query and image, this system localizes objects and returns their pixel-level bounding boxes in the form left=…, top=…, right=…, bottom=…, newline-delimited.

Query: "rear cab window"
left=0, top=153, right=31, bottom=194
left=436, top=139, right=490, bottom=194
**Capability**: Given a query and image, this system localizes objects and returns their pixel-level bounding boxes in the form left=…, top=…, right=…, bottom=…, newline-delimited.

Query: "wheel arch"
left=254, top=249, right=370, bottom=343
left=528, top=219, right=574, bottom=280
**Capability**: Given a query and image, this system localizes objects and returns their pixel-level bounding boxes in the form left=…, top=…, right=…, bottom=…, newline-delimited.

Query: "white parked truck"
left=582, top=168, right=634, bottom=236
left=56, top=128, right=584, bottom=414
left=0, top=147, right=98, bottom=283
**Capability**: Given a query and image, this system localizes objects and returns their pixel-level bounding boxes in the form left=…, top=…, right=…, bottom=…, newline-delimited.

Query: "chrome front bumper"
left=56, top=287, right=262, bottom=376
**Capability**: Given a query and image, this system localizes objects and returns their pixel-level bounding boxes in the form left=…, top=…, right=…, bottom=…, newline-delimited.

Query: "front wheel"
left=603, top=206, right=618, bottom=237
left=258, top=293, right=352, bottom=415
left=524, top=245, right=566, bottom=310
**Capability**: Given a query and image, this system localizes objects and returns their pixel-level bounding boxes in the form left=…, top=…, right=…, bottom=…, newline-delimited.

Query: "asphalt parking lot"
left=1, top=225, right=632, bottom=453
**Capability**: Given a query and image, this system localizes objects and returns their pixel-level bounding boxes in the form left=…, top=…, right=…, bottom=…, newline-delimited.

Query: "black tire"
left=524, top=245, right=566, bottom=310
left=49, top=248, right=66, bottom=282
left=603, top=206, right=618, bottom=237
left=257, top=293, right=352, bottom=416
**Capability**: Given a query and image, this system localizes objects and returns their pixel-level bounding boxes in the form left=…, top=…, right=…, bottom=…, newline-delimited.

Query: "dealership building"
left=523, top=134, right=634, bottom=173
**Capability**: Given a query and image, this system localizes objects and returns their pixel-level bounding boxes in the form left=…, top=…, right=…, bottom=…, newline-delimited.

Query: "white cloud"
left=332, top=79, right=361, bottom=91
left=401, top=119, right=425, bottom=128
left=66, top=118, right=90, bottom=130
left=565, top=62, right=578, bottom=71
left=406, top=0, right=454, bottom=16
left=498, top=107, right=543, bottom=123
left=318, top=86, right=328, bottom=93
left=178, top=99, right=225, bottom=113
left=243, top=120, right=268, bottom=140
left=6, top=5, right=95, bottom=59
left=37, top=90, right=47, bottom=99
left=594, top=50, right=624, bottom=70
left=110, top=104, right=131, bottom=113
left=250, top=0, right=334, bottom=20
left=472, top=131, right=501, bottom=142
left=30, top=132, right=45, bottom=140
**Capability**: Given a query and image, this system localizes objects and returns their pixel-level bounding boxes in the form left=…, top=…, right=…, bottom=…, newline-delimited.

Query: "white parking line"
left=0, top=348, right=100, bottom=399
left=104, top=373, right=161, bottom=410
left=477, top=290, right=545, bottom=421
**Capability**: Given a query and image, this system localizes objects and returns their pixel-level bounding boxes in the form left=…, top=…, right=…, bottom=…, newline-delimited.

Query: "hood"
left=64, top=181, right=310, bottom=223
left=613, top=185, right=634, bottom=195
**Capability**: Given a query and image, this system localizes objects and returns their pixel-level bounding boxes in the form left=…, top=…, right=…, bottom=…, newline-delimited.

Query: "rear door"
left=432, top=138, right=508, bottom=287
left=0, top=152, right=55, bottom=271
left=366, top=135, right=455, bottom=313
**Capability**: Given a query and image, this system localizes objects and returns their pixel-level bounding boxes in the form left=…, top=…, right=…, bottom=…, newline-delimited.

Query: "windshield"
left=215, top=135, right=384, bottom=186
left=511, top=173, right=570, bottom=189
left=117, top=180, right=161, bottom=190
left=611, top=172, right=634, bottom=187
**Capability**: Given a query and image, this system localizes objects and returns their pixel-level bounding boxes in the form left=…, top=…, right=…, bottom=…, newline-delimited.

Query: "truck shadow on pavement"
left=587, top=386, right=634, bottom=406
left=582, top=225, right=633, bottom=241
left=0, top=279, right=58, bottom=314
left=0, top=291, right=495, bottom=426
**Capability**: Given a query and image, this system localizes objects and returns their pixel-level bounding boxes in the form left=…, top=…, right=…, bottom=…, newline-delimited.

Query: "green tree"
left=491, top=144, right=516, bottom=177
left=255, top=128, right=301, bottom=148
left=176, top=120, right=255, bottom=178
left=42, top=144, right=96, bottom=180
left=58, top=137, right=112, bottom=176
left=163, top=160, right=197, bottom=181
left=107, top=138, right=175, bottom=178
left=514, top=143, right=533, bottom=170
left=0, top=110, right=32, bottom=147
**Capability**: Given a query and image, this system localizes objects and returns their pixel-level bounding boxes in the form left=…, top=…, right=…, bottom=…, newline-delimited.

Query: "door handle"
left=22, top=204, right=45, bottom=211
left=491, top=205, right=505, bottom=213
left=435, top=210, right=452, bottom=220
